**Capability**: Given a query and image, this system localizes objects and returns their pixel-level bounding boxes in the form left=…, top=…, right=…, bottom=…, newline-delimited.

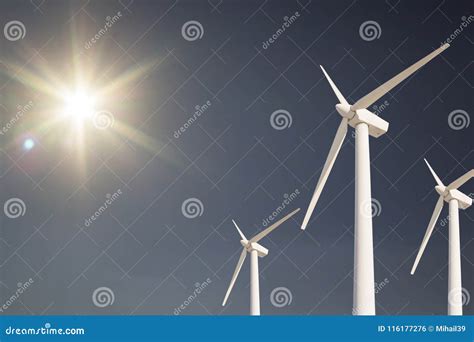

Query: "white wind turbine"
left=301, top=44, right=450, bottom=315
left=411, top=159, right=473, bottom=315
left=222, top=208, right=300, bottom=315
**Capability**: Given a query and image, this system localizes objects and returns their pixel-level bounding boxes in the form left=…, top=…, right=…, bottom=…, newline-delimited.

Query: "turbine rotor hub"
left=435, top=185, right=446, bottom=196
left=335, top=103, right=353, bottom=119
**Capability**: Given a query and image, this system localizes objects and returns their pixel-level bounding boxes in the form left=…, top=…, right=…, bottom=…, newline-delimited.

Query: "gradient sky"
left=0, top=0, right=473, bottom=316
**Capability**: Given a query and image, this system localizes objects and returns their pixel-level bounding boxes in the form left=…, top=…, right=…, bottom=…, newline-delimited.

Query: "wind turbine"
left=411, top=159, right=473, bottom=315
left=300, top=44, right=450, bottom=315
left=222, top=208, right=300, bottom=315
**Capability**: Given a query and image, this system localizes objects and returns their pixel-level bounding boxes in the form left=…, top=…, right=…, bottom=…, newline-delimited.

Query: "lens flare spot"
left=23, top=138, right=35, bottom=150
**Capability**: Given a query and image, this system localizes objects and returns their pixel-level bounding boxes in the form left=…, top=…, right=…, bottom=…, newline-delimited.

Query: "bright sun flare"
left=63, top=89, right=96, bottom=122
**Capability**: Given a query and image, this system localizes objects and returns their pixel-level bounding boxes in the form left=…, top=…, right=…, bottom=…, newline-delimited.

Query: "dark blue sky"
left=1, top=0, right=473, bottom=315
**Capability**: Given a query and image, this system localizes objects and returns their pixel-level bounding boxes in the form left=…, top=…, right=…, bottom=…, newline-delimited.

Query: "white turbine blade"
left=222, top=248, right=247, bottom=306
left=301, top=118, right=348, bottom=230
left=232, top=220, right=248, bottom=241
left=447, top=169, right=474, bottom=190
left=320, top=65, right=349, bottom=105
left=250, top=208, right=300, bottom=243
left=351, top=44, right=450, bottom=111
left=410, top=196, right=444, bottom=275
left=424, top=159, right=444, bottom=187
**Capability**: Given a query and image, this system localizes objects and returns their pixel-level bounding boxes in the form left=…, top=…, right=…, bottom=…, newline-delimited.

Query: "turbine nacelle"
left=434, top=185, right=472, bottom=210
left=348, top=109, right=389, bottom=138
left=444, top=189, right=472, bottom=210
left=246, top=242, right=268, bottom=257
left=239, top=239, right=268, bottom=256
left=336, top=103, right=389, bottom=138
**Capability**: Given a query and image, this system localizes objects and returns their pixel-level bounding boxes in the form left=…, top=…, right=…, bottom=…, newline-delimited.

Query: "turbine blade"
left=447, top=169, right=474, bottom=190
left=301, top=118, right=348, bottom=230
left=351, top=44, right=450, bottom=111
left=250, top=208, right=300, bottom=243
left=424, top=159, right=444, bottom=187
left=320, top=65, right=349, bottom=105
left=410, top=196, right=444, bottom=275
left=222, top=248, right=247, bottom=306
left=232, top=220, right=247, bottom=241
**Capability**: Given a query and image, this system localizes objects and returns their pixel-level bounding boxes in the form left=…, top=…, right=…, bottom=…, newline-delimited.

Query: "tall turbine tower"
left=411, top=159, right=473, bottom=315
left=301, top=44, right=450, bottom=315
left=222, top=208, right=300, bottom=315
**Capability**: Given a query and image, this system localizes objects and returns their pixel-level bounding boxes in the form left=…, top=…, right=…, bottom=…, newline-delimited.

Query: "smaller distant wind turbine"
left=222, top=208, right=300, bottom=315
left=411, top=159, right=474, bottom=315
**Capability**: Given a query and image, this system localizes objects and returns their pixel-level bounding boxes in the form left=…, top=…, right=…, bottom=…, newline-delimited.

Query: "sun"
left=62, top=88, right=96, bottom=124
